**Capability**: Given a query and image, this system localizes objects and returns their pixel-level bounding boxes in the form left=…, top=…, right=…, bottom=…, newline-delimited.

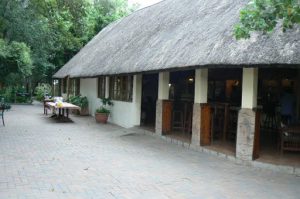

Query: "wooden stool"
left=183, top=103, right=193, bottom=135
left=172, top=110, right=184, bottom=132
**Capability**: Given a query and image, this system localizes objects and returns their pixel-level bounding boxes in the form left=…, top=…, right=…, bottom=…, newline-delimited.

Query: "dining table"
left=46, top=102, right=80, bottom=119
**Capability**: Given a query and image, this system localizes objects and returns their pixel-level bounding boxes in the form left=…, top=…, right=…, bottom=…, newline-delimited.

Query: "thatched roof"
left=54, top=0, right=300, bottom=78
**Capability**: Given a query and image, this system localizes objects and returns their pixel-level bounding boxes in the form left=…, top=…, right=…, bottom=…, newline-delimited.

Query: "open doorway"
left=167, top=70, right=195, bottom=143
left=204, top=68, right=243, bottom=156
left=140, top=74, right=158, bottom=131
left=256, top=68, right=300, bottom=167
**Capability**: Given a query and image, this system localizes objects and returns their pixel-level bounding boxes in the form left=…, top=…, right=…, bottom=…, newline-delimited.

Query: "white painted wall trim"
left=105, top=77, right=110, bottom=98
left=241, top=68, right=258, bottom=109
left=158, top=72, right=170, bottom=100
left=194, top=69, right=208, bottom=103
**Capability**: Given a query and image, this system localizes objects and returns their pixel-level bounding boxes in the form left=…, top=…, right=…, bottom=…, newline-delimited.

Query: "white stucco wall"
left=80, top=78, right=101, bottom=115
left=79, top=76, right=142, bottom=128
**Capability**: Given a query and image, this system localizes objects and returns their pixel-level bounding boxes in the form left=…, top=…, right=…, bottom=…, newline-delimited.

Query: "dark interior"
left=141, top=74, right=158, bottom=128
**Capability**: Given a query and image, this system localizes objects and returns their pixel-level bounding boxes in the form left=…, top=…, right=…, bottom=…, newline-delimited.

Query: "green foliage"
left=234, top=0, right=300, bottom=39
left=0, top=86, right=32, bottom=103
left=96, top=106, right=111, bottom=114
left=92, top=0, right=136, bottom=32
left=0, top=0, right=135, bottom=89
left=101, top=97, right=114, bottom=106
left=0, top=39, right=33, bottom=85
left=0, top=87, right=14, bottom=102
left=96, top=97, right=113, bottom=114
left=69, top=95, right=89, bottom=108
left=34, top=83, right=52, bottom=101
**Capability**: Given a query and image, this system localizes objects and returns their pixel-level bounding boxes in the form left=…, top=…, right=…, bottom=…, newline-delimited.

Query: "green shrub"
left=95, top=98, right=113, bottom=114
left=96, top=106, right=110, bottom=114
left=69, top=95, right=88, bottom=108
left=0, top=86, right=31, bottom=103
left=34, top=83, right=52, bottom=101
left=0, top=87, right=14, bottom=102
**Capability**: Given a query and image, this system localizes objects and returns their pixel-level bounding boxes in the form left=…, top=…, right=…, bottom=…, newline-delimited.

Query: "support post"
left=156, top=72, right=170, bottom=135
left=192, top=69, right=208, bottom=146
left=61, top=79, right=64, bottom=95
left=133, top=74, right=142, bottom=126
left=158, top=72, right=170, bottom=100
left=105, top=77, right=110, bottom=98
left=297, top=70, right=300, bottom=121
left=52, top=79, right=55, bottom=97
left=66, top=76, right=70, bottom=100
left=236, top=68, right=259, bottom=161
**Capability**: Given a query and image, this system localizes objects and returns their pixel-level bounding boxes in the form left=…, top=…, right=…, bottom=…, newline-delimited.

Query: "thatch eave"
left=53, top=0, right=300, bottom=79
left=66, top=63, right=300, bottom=79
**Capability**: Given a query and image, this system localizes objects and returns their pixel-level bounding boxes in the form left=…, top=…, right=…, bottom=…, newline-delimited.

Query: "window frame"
left=98, top=77, right=106, bottom=99
left=75, top=79, right=80, bottom=96
left=62, top=78, right=67, bottom=93
left=109, top=75, right=133, bottom=102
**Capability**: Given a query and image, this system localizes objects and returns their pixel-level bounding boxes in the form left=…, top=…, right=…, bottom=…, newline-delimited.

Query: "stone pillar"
left=133, top=74, right=142, bottom=126
left=156, top=72, right=170, bottom=135
left=192, top=69, right=208, bottom=146
left=155, top=100, right=163, bottom=134
left=105, top=76, right=110, bottom=98
left=236, top=68, right=258, bottom=161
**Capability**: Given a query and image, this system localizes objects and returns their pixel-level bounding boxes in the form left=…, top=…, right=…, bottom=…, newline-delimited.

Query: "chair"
left=172, top=110, right=184, bottom=132
left=183, top=103, right=193, bottom=135
left=0, top=108, right=4, bottom=126
left=210, top=104, right=225, bottom=142
left=279, top=124, right=300, bottom=155
left=44, top=100, right=50, bottom=115
left=263, top=103, right=278, bottom=129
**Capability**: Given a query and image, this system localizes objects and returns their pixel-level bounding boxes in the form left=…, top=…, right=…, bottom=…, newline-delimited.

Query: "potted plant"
left=69, top=95, right=89, bottom=116
left=95, top=98, right=113, bottom=123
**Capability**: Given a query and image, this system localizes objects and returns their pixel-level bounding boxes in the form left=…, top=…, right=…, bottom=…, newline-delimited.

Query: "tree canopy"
left=234, top=0, right=300, bottom=39
left=0, top=0, right=135, bottom=89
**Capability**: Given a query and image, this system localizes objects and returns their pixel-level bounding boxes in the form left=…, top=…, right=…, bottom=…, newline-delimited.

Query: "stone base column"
left=191, top=103, right=201, bottom=146
left=236, top=108, right=256, bottom=161
left=155, top=100, right=163, bottom=136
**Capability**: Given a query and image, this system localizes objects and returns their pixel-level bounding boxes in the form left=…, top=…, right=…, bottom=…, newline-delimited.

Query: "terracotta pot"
left=95, top=112, right=109, bottom=124
left=80, top=107, right=89, bottom=116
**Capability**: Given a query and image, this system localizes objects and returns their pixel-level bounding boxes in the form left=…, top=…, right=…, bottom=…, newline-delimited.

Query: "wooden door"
left=253, top=110, right=261, bottom=160
left=162, top=100, right=173, bottom=134
left=200, top=103, right=211, bottom=146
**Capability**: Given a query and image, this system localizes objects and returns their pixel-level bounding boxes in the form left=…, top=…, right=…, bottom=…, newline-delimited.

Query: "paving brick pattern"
left=0, top=104, right=299, bottom=199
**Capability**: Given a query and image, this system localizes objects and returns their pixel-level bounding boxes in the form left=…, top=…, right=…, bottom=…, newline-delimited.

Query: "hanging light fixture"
left=188, top=77, right=194, bottom=83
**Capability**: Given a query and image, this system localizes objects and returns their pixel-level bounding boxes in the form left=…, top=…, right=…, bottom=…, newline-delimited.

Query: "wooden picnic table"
left=46, top=102, right=80, bottom=119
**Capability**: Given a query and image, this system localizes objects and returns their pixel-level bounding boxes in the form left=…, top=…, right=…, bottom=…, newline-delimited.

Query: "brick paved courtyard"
left=0, top=104, right=299, bottom=199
